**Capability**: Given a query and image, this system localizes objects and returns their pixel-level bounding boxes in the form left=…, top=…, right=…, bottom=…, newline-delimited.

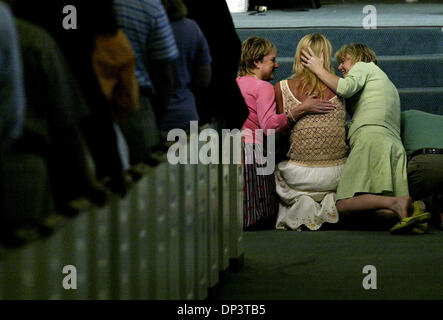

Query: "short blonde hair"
left=238, top=36, right=277, bottom=77
left=291, top=33, right=334, bottom=99
left=335, top=43, right=378, bottom=65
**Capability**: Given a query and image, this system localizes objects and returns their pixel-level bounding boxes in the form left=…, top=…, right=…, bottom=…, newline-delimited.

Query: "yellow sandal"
left=390, top=201, right=431, bottom=235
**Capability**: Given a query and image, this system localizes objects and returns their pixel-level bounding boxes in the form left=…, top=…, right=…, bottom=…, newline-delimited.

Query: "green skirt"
left=336, top=125, right=409, bottom=200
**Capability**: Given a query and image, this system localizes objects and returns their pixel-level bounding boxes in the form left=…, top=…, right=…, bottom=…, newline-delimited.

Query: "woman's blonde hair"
left=291, top=33, right=333, bottom=99
left=335, top=43, right=378, bottom=65
left=238, top=36, right=277, bottom=77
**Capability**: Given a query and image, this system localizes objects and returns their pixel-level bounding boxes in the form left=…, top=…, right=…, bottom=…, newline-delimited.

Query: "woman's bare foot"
left=391, top=196, right=413, bottom=219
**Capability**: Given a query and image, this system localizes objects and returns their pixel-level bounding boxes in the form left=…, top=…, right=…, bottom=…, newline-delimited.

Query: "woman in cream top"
left=274, top=33, right=347, bottom=231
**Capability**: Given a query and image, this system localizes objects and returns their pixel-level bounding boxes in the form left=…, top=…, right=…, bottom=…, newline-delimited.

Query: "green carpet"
left=218, top=228, right=443, bottom=300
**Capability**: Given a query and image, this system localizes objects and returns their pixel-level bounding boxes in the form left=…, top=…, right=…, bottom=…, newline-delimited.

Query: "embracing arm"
left=274, top=82, right=285, bottom=114
left=301, top=47, right=369, bottom=98
left=274, top=81, right=335, bottom=123
left=311, top=68, right=340, bottom=93
left=256, top=83, right=288, bottom=134
left=300, top=47, right=340, bottom=92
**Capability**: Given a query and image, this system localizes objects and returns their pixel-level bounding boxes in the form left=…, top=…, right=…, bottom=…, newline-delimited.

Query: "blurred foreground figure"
left=184, top=0, right=249, bottom=130
left=114, top=0, right=179, bottom=163
left=0, top=1, right=26, bottom=236
left=11, top=0, right=131, bottom=196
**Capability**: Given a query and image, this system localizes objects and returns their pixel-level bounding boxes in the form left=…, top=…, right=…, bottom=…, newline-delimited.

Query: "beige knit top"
left=281, top=80, right=348, bottom=167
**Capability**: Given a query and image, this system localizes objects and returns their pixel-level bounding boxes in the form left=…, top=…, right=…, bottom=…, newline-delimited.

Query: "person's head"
left=335, top=43, right=377, bottom=77
left=238, top=36, right=278, bottom=81
left=292, top=33, right=333, bottom=98
left=161, top=0, right=188, bottom=21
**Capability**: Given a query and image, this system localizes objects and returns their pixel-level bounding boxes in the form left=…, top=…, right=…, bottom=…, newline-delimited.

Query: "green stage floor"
left=218, top=228, right=443, bottom=300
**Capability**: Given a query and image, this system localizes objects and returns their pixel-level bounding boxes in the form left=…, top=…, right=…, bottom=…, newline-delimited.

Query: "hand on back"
left=302, top=94, right=335, bottom=114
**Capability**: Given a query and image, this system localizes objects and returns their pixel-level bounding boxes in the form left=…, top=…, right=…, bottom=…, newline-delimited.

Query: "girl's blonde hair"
left=335, top=43, right=378, bottom=65
left=238, top=36, right=277, bottom=77
left=291, top=33, right=333, bottom=99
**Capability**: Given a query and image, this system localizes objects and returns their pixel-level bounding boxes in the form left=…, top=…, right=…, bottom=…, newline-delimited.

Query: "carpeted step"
left=237, top=27, right=442, bottom=114
left=377, top=55, right=443, bottom=89
left=237, top=27, right=443, bottom=56
left=398, top=87, right=443, bottom=114
left=272, top=54, right=443, bottom=89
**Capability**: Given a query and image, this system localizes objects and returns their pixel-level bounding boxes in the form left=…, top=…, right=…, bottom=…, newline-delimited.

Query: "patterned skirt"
left=243, top=143, right=279, bottom=230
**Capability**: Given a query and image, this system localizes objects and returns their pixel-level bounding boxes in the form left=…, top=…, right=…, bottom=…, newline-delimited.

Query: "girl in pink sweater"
left=237, top=36, right=335, bottom=230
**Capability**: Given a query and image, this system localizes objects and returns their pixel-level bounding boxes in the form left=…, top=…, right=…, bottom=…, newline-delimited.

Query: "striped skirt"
left=243, top=143, right=279, bottom=230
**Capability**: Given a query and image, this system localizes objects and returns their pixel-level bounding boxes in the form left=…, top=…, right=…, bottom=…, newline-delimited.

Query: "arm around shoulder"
left=336, top=62, right=370, bottom=98
left=274, top=82, right=284, bottom=115
left=256, top=81, right=287, bottom=133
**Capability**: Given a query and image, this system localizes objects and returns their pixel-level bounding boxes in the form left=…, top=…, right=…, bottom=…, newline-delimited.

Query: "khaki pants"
left=407, top=154, right=443, bottom=213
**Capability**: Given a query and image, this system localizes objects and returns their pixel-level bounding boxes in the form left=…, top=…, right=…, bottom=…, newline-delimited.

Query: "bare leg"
left=336, top=194, right=413, bottom=220
left=374, top=208, right=398, bottom=220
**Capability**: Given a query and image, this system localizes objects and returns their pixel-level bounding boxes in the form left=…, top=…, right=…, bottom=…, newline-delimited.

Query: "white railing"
left=0, top=131, right=244, bottom=300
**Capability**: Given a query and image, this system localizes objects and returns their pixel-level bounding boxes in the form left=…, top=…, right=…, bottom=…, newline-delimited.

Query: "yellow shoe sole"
left=390, top=212, right=431, bottom=234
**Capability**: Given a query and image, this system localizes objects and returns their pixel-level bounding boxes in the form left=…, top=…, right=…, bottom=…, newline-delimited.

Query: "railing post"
left=229, top=133, right=245, bottom=271
left=72, top=211, right=89, bottom=299
left=116, top=192, right=133, bottom=300
left=0, top=248, right=5, bottom=299
left=219, top=163, right=231, bottom=278
left=134, top=176, right=150, bottom=300
left=166, top=161, right=180, bottom=299
left=195, top=163, right=209, bottom=300
left=92, top=204, right=112, bottom=300
left=4, top=242, right=36, bottom=299
left=31, top=224, right=63, bottom=299
left=179, top=164, right=196, bottom=299
left=146, top=162, right=169, bottom=299
left=207, top=162, right=220, bottom=296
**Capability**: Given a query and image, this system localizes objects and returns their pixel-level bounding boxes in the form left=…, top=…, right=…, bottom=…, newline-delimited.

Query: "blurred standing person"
left=183, top=0, right=249, bottom=130
left=114, top=0, right=179, bottom=163
left=2, top=16, right=107, bottom=233
left=0, top=1, right=25, bottom=228
left=159, top=0, right=212, bottom=133
left=91, top=3, right=140, bottom=171
left=10, top=0, right=131, bottom=196
left=0, top=1, right=25, bottom=153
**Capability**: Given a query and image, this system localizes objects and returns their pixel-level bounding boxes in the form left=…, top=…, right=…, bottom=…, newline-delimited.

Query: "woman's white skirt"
left=275, top=160, right=345, bottom=231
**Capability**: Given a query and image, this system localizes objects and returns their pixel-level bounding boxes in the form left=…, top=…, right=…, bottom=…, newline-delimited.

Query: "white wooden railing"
left=0, top=130, right=244, bottom=300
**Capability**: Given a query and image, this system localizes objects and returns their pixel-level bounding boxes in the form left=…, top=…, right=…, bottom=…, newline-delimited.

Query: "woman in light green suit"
left=301, top=43, right=424, bottom=230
